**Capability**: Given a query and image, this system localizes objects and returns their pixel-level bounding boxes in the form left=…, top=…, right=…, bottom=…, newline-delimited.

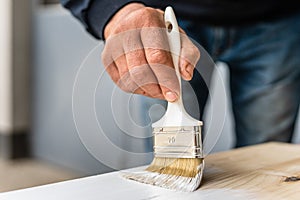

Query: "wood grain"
left=202, top=142, right=300, bottom=199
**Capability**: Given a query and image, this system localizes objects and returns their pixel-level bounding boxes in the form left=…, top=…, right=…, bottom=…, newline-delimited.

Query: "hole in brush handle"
left=166, top=22, right=173, bottom=32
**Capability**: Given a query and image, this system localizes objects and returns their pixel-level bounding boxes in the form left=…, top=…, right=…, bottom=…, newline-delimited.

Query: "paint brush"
left=122, top=6, right=204, bottom=192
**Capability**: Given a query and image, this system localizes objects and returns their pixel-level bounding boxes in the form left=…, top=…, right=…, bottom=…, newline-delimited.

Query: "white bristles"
left=121, top=160, right=204, bottom=192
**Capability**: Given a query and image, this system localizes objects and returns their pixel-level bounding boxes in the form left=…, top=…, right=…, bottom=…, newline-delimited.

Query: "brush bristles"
left=146, top=158, right=203, bottom=177
left=122, top=158, right=204, bottom=192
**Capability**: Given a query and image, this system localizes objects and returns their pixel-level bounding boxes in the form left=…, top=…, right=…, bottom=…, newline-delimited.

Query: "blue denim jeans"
left=179, top=12, right=300, bottom=147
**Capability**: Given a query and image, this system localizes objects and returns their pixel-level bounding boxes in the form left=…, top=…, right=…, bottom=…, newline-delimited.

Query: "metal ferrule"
left=153, top=126, right=203, bottom=158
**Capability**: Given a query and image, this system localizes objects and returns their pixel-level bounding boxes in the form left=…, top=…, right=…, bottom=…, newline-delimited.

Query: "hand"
left=102, top=3, right=200, bottom=102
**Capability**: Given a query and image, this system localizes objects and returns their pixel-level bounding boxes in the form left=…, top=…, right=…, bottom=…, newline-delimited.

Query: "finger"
left=101, top=42, right=115, bottom=71
left=125, top=49, right=164, bottom=99
left=141, top=92, right=165, bottom=100
left=142, top=43, right=179, bottom=102
left=101, top=45, right=123, bottom=85
left=127, top=52, right=165, bottom=99
left=103, top=30, right=146, bottom=94
left=114, top=54, right=140, bottom=93
left=133, top=89, right=165, bottom=100
left=106, top=61, right=160, bottom=98
left=122, top=31, right=164, bottom=99
left=104, top=32, right=125, bottom=63
left=141, top=30, right=179, bottom=102
left=104, top=61, right=120, bottom=84
left=102, top=55, right=146, bottom=96
left=103, top=33, right=157, bottom=97
left=179, top=28, right=200, bottom=81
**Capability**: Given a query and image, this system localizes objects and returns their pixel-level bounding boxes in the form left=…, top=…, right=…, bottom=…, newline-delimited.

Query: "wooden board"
left=203, top=142, right=300, bottom=199
left=1, top=142, right=300, bottom=200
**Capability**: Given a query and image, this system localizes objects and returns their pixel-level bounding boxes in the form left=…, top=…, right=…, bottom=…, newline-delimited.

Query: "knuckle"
left=118, top=84, right=131, bottom=93
left=182, top=45, right=200, bottom=65
left=192, top=45, right=200, bottom=60
left=127, top=7, right=155, bottom=24
left=101, top=49, right=111, bottom=67
left=111, top=77, right=119, bottom=85
left=159, top=78, right=177, bottom=90
left=118, top=78, right=135, bottom=93
left=149, top=87, right=162, bottom=98
left=141, top=7, right=156, bottom=19
left=147, top=49, right=168, bottom=64
left=130, top=67, right=150, bottom=84
left=133, top=89, right=146, bottom=96
left=118, top=67, right=129, bottom=77
left=179, top=58, right=189, bottom=68
left=107, top=72, right=119, bottom=84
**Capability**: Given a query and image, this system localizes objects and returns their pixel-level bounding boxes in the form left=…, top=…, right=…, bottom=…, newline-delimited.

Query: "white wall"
left=31, top=5, right=113, bottom=174
left=0, top=0, right=13, bottom=134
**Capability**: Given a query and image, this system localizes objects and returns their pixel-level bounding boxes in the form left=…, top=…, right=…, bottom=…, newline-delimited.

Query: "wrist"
left=104, top=3, right=145, bottom=39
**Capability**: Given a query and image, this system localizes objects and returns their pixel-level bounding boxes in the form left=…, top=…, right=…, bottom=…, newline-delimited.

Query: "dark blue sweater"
left=60, top=0, right=300, bottom=40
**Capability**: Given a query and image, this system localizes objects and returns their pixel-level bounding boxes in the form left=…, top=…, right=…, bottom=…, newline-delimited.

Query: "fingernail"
left=182, top=72, right=192, bottom=81
left=186, top=65, right=194, bottom=76
left=165, top=91, right=178, bottom=102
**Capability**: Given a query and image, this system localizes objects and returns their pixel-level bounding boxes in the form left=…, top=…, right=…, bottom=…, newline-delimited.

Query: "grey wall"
left=31, top=5, right=111, bottom=175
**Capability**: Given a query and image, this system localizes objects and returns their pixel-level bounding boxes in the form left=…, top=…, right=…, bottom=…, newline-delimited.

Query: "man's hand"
left=102, top=3, right=200, bottom=102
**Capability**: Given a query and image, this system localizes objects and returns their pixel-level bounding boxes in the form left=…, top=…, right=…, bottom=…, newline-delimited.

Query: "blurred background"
left=0, top=0, right=299, bottom=193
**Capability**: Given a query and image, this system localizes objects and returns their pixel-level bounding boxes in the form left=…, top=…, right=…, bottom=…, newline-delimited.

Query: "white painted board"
left=0, top=166, right=251, bottom=200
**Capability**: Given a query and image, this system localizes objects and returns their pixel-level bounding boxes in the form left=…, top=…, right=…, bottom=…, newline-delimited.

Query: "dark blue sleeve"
left=60, top=0, right=139, bottom=40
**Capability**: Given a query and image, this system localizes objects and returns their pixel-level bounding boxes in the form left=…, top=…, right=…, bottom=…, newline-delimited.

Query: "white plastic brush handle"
left=152, top=6, right=202, bottom=127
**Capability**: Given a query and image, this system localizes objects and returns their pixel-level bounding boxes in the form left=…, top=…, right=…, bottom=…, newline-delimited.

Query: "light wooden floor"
left=0, top=158, right=83, bottom=193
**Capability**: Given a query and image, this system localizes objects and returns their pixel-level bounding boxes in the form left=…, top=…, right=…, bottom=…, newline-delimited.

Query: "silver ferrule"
left=153, top=126, right=203, bottom=158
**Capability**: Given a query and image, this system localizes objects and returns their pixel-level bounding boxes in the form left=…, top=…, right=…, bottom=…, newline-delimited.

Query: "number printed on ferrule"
left=168, top=136, right=176, bottom=144
left=154, top=132, right=198, bottom=147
